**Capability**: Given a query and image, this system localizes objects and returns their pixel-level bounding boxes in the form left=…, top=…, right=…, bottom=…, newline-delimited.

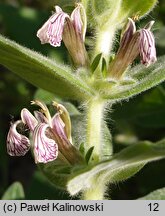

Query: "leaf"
left=121, top=0, right=157, bottom=18
left=34, top=89, right=57, bottom=104
left=138, top=188, right=165, bottom=200
left=1, top=182, right=25, bottom=200
left=101, top=56, right=165, bottom=101
left=85, top=146, right=94, bottom=163
left=91, top=53, right=102, bottom=73
left=67, top=139, right=165, bottom=195
left=84, top=0, right=157, bottom=28
left=39, top=160, right=72, bottom=190
left=61, top=102, right=80, bottom=116
left=102, top=57, right=107, bottom=77
left=0, top=35, right=94, bottom=101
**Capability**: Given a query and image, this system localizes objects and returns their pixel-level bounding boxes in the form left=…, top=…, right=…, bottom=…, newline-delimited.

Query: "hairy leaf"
left=39, top=160, right=73, bottom=190
left=0, top=35, right=94, bottom=101
left=101, top=56, right=165, bottom=102
left=67, top=139, right=165, bottom=195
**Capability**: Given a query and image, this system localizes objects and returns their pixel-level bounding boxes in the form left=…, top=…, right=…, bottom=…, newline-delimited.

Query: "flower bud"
left=62, top=4, right=89, bottom=67
left=120, top=18, right=136, bottom=50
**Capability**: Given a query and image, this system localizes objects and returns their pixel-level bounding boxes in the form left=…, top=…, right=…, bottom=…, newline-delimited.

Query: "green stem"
left=86, top=98, right=105, bottom=162
left=84, top=98, right=113, bottom=200
left=94, top=26, right=116, bottom=60
left=93, top=26, right=116, bottom=78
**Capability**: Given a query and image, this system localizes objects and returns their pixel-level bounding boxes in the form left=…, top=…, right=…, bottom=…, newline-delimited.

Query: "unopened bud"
left=63, top=4, right=89, bottom=67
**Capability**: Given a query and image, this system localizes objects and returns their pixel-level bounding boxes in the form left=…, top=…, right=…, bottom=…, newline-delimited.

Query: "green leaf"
left=1, top=182, right=25, bottom=200
left=61, top=102, right=80, bottom=116
left=101, top=56, right=165, bottom=101
left=67, top=139, right=165, bottom=195
left=138, top=188, right=165, bottom=200
left=102, top=57, right=107, bottom=77
left=39, top=160, right=72, bottom=190
left=121, top=0, right=158, bottom=18
left=34, top=89, right=58, bottom=104
left=0, top=35, right=94, bottom=101
left=91, top=53, right=102, bottom=73
left=84, top=0, right=157, bottom=28
left=85, top=146, right=94, bottom=164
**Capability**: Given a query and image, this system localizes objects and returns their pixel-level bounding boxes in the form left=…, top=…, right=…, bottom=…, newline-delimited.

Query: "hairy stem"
left=94, top=26, right=116, bottom=60
left=92, top=26, right=116, bottom=78
left=86, top=98, right=105, bottom=162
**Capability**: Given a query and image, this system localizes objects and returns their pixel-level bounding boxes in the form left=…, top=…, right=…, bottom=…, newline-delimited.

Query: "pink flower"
left=37, top=4, right=85, bottom=47
left=6, top=101, right=73, bottom=164
left=108, top=19, right=157, bottom=79
left=37, top=4, right=89, bottom=67
left=37, top=6, right=69, bottom=47
left=7, top=120, right=30, bottom=156
left=32, top=123, right=58, bottom=163
left=139, top=22, right=157, bottom=66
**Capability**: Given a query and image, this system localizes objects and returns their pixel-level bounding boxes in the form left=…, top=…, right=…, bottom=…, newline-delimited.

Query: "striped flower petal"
left=37, top=6, right=69, bottom=47
left=52, top=113, right=68, bottom=141
left=120, top=18, right=136, bottom=50
left=139, top=28, right=157, bottom=66
left=34, top=111, right=48, bottom=124
left=21, top=108, right=38, bottom=131
left=71, top=4, right=83, bottom=37
left=33, top=123, right=58, bottom=163
left=7, top=120, right=30, bottom=156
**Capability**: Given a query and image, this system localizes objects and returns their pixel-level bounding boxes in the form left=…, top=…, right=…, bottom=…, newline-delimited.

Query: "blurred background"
left=0, top=0, right=165, bottom=199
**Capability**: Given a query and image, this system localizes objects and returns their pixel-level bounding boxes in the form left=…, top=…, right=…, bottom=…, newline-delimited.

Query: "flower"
left=37, top=6, right=69, bottom=47
left=6, top=100, right=83, bottom=164
left=7, top=120, right=30, bottom=156
left=108, top=18, right=157, bottom=79
left=139, top=21, right=157, bottom=66
left=37, top=4, right=88, bottom=67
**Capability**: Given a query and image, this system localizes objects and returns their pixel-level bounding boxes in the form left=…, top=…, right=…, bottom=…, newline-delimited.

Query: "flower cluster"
left=7, top=100, right=83, bottom=164
left=37, top=4, right=88, bottom=67
left=108, top=18, right=157, bottom=79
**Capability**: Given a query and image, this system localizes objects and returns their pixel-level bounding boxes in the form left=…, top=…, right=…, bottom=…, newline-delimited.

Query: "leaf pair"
left=0, top=35, right=165, bottom=104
